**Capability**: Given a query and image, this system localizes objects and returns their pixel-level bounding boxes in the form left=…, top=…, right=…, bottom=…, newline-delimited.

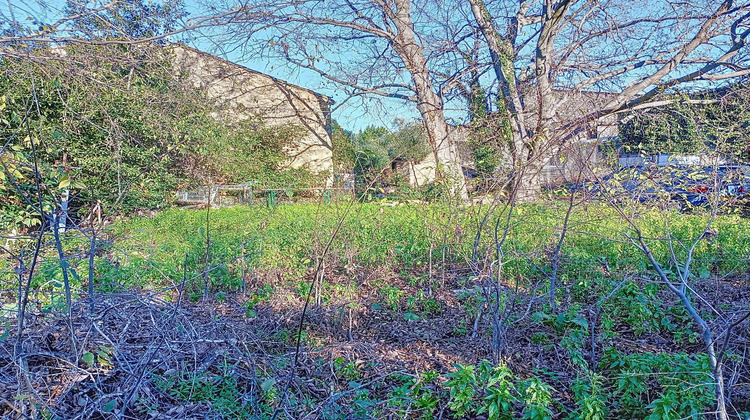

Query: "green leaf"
left=488, top=402, right=498, bottom=419
left=531, top=312, right=550, bottom=323
left=102, top=399, right=116, bottom=412
left=403, top=312, right=420, bottom=321
left=95, top=350, right=110, bottom=362
left=82, top=352, right=95, bottom=366
left=58, top=176, right=71, bottom=189
left=570, top=316, right=589, bottom=330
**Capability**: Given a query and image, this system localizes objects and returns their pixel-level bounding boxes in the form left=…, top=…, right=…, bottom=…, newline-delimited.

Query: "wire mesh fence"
left=175, top=183, right=355, bottom=208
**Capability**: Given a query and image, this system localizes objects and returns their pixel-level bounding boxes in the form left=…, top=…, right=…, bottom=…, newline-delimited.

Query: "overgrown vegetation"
left=0, top=44, right=313, bottom=231
left=74, top=204, right=749, bottom=288
left=620, top=85, right=750, bottom=160
left=2, top=202, right=748, bottom=418
left=337, top=120, right=431, bottom=194
left=2, top=1, right=750, bottom=418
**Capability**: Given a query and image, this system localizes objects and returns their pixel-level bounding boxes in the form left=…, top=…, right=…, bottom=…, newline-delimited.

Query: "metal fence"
left=176, top=183, right=353, bottom=208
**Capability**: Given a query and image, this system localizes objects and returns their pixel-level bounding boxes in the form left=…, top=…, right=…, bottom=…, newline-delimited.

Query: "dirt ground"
left=1, top=268, right=748, bottom=419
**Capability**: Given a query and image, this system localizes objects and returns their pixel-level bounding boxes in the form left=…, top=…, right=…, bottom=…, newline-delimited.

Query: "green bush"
left=445, top=360, right=555, bottom=419
left=0, top=44, right=312, bottom=230
left=600, top=349, right=714, bottom=419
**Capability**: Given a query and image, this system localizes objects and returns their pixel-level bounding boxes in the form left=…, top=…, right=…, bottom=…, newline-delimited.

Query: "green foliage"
left=466, top=84, right=509, bottom=180
left=331, top=120, right=356, bottom=172
left=569, top=373, right=608, bottom=420
left=389, top=119, right=430, bottom=163
left=378, top=284, right=404, bottom=311
left=155, top=369, right=256, bottom=418
left=532, top=305, right=589, bottom=369
left=387, top=372, right=442, bottom=419
left=0, top=44, right=310, bottom=229
left=620, top=86, right=750, bottom=161
left=445, top=360, right=556, bottom=419
left=243, top=283, right=274, bottom=317
left=405, top=289, right=442, bottom=316
left=482, top=365, right=519, bottom=420
left=520, top=377, right=554, bottom=420
left=0, top=200, right=744, bottom=418
left=605, top=281, right=665, bottom=335
left=353, top=125, right=391, bottom=185
left=334, top=357, right=362, bottom=381
left=86, top=202, right=750, bottom=295
left=620, top=104, right=701, bottom=155
left=600, top=349, right=714, bottom=419
left=352, top=120, right=430, bottom=192
left=445, top=362, right=483, bottom=417
left=64, top=0, right=187, bottom=40
left=472, top=143, right=502, bottom=176
left=191, top=119, right=309, bottom=188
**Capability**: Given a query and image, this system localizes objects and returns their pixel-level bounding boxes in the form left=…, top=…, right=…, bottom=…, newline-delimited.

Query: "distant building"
left=401, top=90, right=620, bottom=189
left=169, top=45, right=334, bottom=176
left=399, top=126, right=470, bottom=188
left=537, top=90, right=620, bottom=186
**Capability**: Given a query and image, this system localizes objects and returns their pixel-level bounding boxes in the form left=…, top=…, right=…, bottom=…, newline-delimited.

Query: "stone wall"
left=405, top=126, right=471, bottom=187
left=169, top=45, right=333, bottom=175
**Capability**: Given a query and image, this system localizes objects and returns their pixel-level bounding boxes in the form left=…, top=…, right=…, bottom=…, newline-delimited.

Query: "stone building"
left=537, top=90, right=620, bottom=186
left=169, top=45, right=334, bottom=176
left=402, top=90, right=620, bottom=189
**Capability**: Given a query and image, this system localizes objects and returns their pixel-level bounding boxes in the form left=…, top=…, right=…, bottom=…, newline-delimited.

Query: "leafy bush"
left=445, top=360, right=554, bottom=419
left=0, top=44, right=311, bottom=230
left=600, top=349, right=714, bottom=419
left=570, top=373, right=608, bottom=420
left=387, top=372, right=442, bottom=419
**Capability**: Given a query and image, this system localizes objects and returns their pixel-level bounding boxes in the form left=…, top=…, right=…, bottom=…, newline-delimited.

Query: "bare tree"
left=198, top=0, right=750, bottom=201
left=5, top=1, right=749, bottom=202
left=469, top=0, right=750, bottom=200
left=204, top=0, right=476, bottom=198
left=0, top=0, right=233, bottom=57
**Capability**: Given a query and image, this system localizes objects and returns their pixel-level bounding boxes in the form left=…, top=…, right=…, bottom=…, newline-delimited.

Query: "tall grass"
left=105, top=203, right=750, bottom=288
left=2, top=202, right=748, bottom=293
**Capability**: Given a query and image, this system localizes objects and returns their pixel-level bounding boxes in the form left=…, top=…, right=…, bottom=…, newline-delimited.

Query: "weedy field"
left=1, top=201, right=749, bottom=419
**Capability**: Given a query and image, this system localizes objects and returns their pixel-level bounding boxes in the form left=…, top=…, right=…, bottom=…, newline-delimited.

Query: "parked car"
left=667, top=165, right=749, bottom=207
left=573, top=164, right=750, bottom=210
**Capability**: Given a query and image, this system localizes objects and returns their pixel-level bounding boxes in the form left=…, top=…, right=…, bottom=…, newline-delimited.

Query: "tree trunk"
left=469, top=0, right=541, bottom=202
left=514, top=161, right=543, bottom=203
left=391, top=0, right=468, bottom=200
left=468, top=0, right=575, bottom=202
left=417, top=102, right=467, bottom=199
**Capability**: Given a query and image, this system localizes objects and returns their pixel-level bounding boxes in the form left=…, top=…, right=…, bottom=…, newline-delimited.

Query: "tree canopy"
left=197, top=0, right=750, bottom=200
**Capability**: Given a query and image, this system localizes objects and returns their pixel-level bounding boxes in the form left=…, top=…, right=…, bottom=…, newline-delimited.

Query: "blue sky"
left=5, top=1, right=737, bottom=135
left=186, top=27, right=422, bottom=133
